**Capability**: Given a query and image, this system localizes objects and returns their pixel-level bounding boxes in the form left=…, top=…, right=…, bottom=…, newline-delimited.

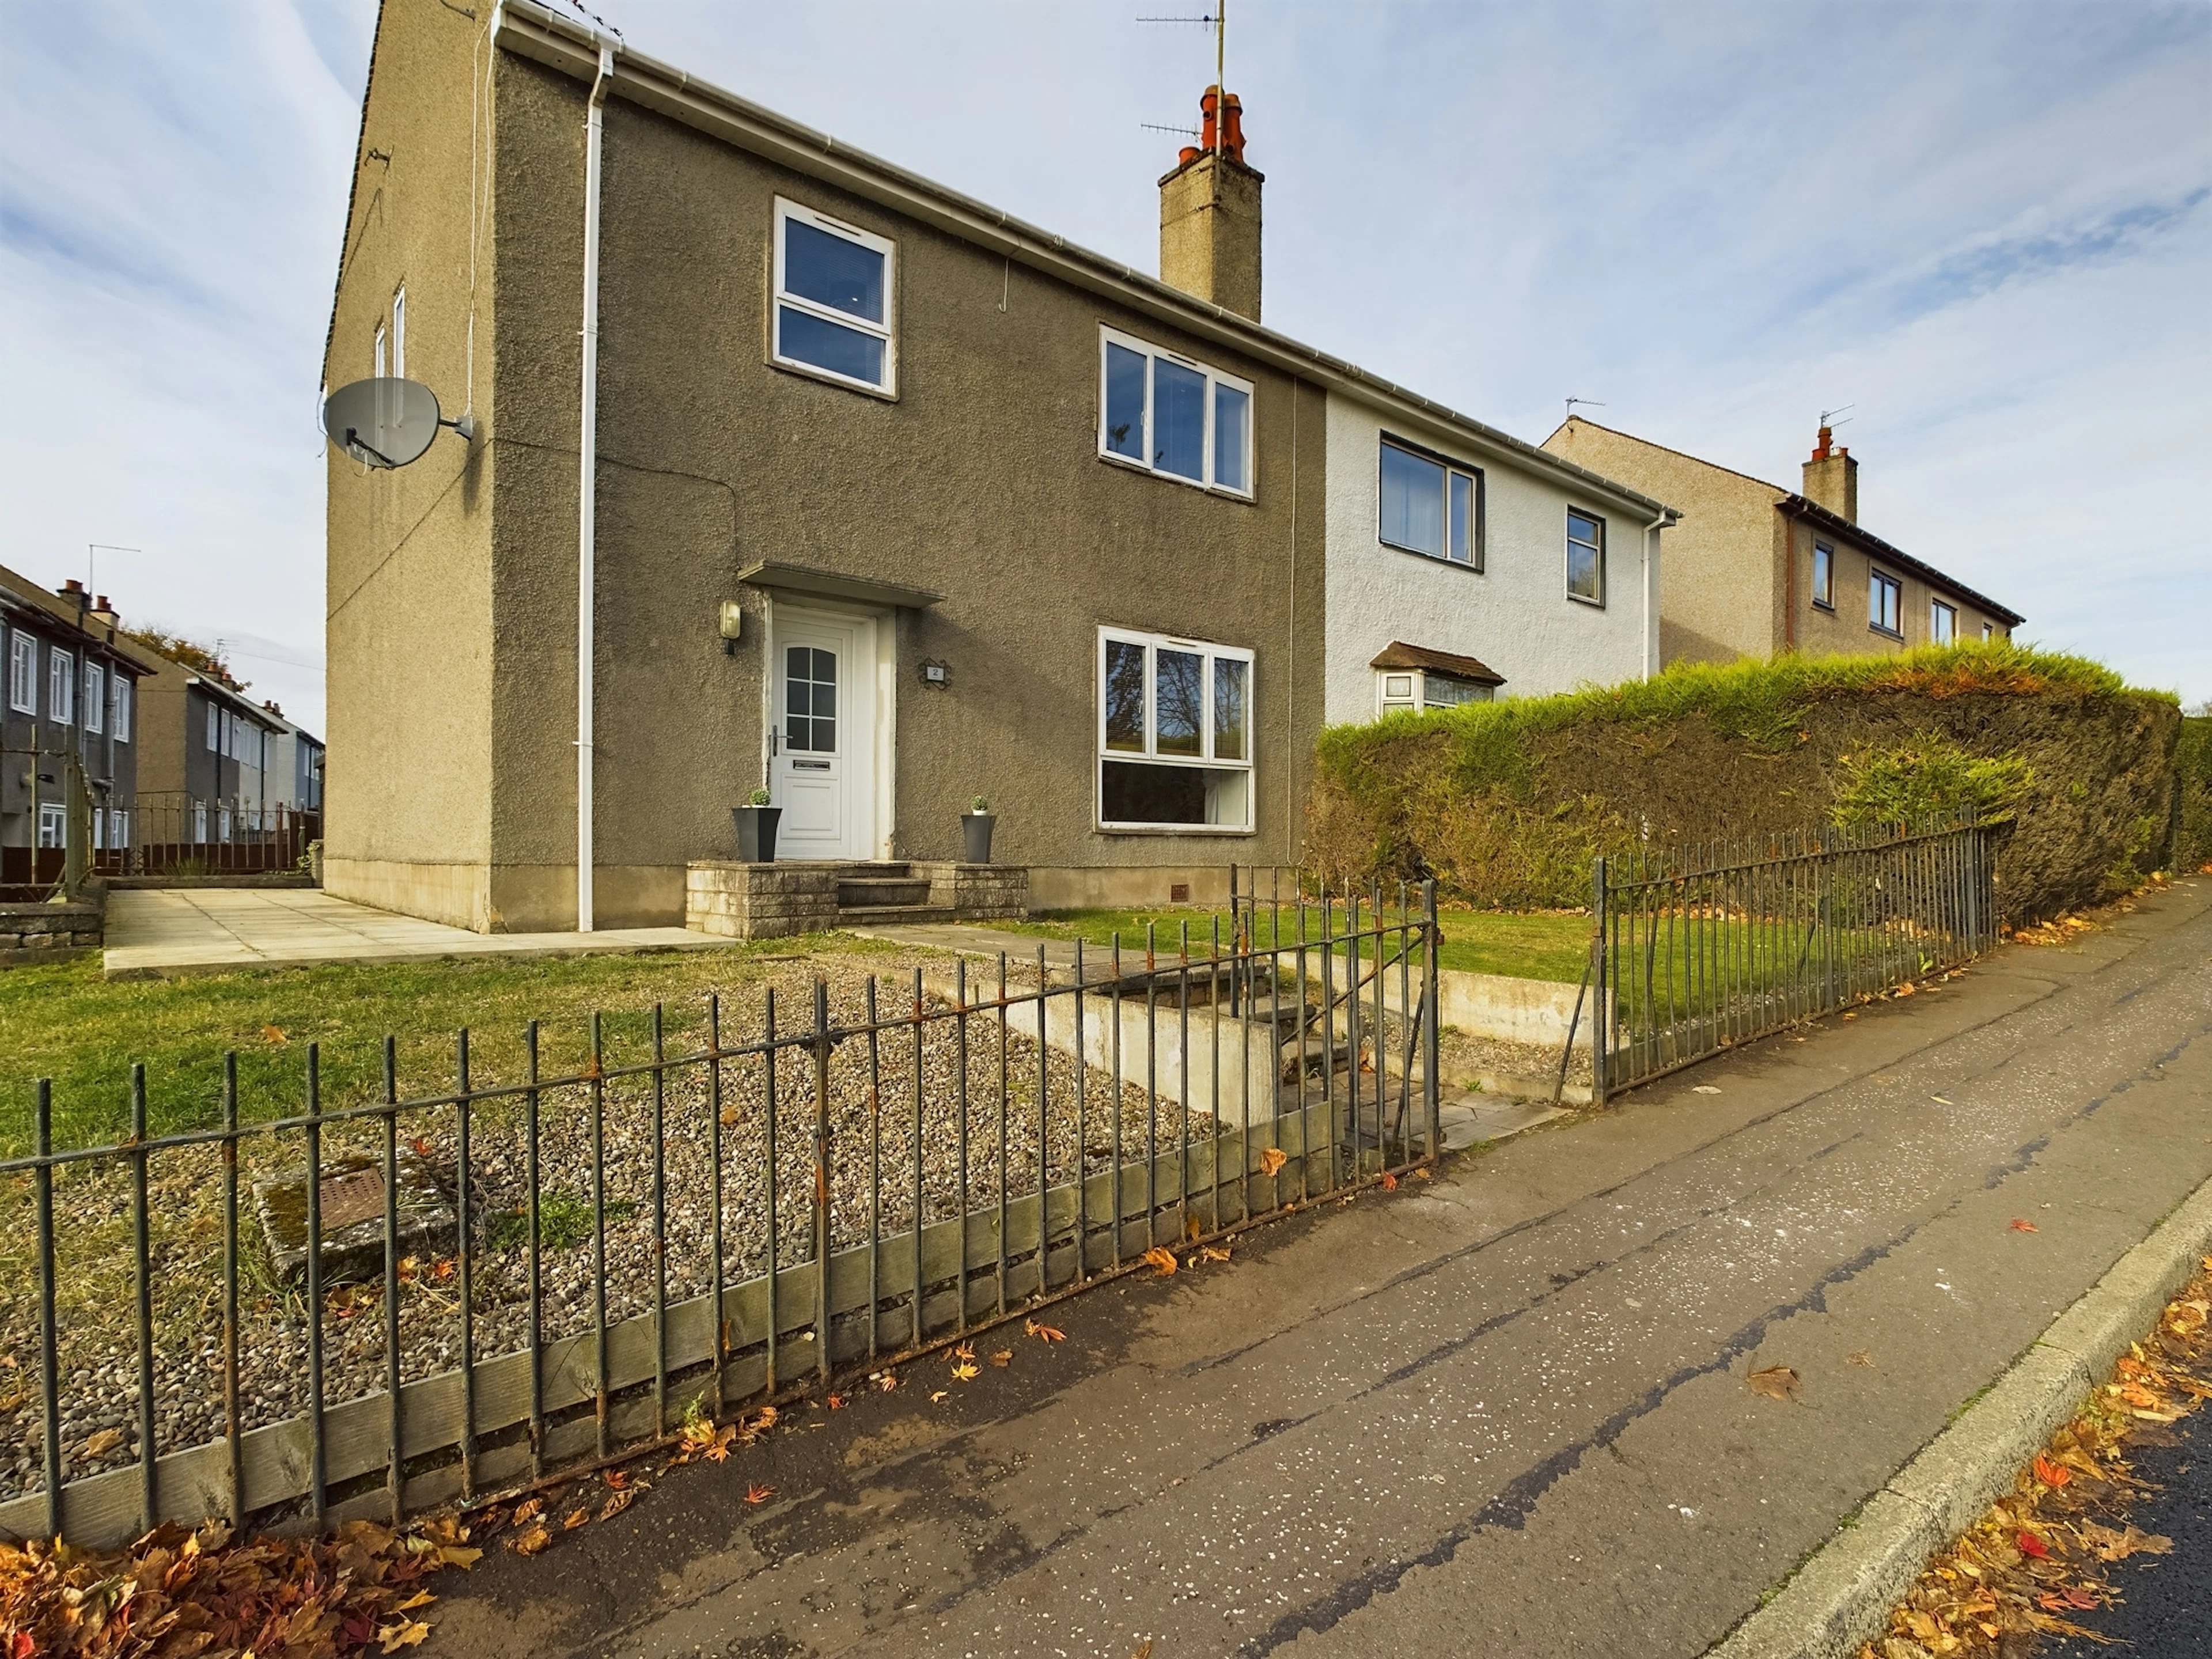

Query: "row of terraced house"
left=320, top=0, right=2020, bottom=936
left=0, top=564, right=324, bottom=893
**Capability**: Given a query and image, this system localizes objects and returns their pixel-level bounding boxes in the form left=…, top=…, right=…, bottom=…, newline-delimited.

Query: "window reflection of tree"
left=1104, top=640, right=1147, bottom=751
left=1156, top=649, right=1203, bottom=755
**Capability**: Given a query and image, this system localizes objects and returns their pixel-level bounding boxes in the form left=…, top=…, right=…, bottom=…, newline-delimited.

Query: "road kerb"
left=1707, top=1173, right=2212, bottom=1659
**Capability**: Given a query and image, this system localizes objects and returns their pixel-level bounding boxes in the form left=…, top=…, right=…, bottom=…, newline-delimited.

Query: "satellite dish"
left=321, top=378, right=471, bottom=469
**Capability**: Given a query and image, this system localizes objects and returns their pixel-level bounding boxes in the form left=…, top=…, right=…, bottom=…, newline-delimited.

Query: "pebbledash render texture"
left=323, top=1, right=1673, bottom=935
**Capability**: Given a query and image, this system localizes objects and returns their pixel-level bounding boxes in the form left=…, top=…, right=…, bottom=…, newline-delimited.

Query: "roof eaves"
left=1777, top=495, right=2024, bottom=627
left=491, top=0, right=1681, bottom=523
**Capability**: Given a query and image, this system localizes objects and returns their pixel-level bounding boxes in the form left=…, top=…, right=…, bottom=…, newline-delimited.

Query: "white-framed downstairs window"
left=84, top=663, right=104, bottom=734
left=1098, top=327, right=1253, bottom=497
left=1376, top=668, right=1495, bottom=715
left=113, top=675, right=131, bottom=741
left=1098, top=627, right=1253, bottom=831
left=109, top=809, right=130, bottom=850
left=47, top=649, right=73, bottom=724
left=6, top=631, right=35, bottom=714
left=37, top=803, right=65, bottom=849
left=772, top=198, right=896, bottom=394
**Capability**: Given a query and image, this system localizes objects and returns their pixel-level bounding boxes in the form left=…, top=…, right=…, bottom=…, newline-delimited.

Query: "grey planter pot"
left=962, top=812, right=995, bottom=865
left=733, top=804, right=781, bottom=863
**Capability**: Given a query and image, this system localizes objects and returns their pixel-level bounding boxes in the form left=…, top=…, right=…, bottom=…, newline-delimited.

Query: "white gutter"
left=576, top=39, right=613, bottom=932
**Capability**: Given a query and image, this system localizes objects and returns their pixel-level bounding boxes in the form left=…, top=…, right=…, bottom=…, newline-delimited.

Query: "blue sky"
left=2, top=0, right=2207, bottom=734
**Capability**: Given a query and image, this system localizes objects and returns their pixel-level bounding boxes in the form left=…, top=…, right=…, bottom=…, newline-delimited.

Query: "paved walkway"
left=428, top=878, right=2212, bottom=1659
left=101, top=888, right=733, bottom=977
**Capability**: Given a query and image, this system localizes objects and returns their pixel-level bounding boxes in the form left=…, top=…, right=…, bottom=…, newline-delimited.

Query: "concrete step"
left=838, top=876, right=932, bottom=908
left=836, top=904, right=957, bottom=926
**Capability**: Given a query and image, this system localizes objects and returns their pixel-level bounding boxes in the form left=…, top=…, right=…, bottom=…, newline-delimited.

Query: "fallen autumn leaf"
left=1747, top=1365, right=1801, bottom=1403
left=1142, top=1246, right=1179, bottom=1277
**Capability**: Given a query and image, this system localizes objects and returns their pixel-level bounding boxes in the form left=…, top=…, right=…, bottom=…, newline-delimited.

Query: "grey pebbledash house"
left=323, top=1, right=1676, bottom=935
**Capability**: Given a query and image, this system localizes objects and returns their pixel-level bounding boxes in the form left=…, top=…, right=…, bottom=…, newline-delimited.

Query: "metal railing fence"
left=1593, top=815, right=1996, bottom=1096
left=0, top=889, right=1439, bottom=1548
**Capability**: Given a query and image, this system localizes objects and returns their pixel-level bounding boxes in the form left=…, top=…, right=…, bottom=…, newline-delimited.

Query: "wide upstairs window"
left=1099, top=627, right=1253, bottom=831
left=1098, top=327, right=1253, bottom=497
left=1870, top=570, right=1902, bottom=636
left=1930, top=600, right=1956, bottom=644
left=1812, top=543, right=1835, bottom=609
left=773, top=199, right=896, bottom=394
left=1378, top=438, right=1482, bottom=567
left=7, top=631, right=35, bottom=714
left=1566, top=509, right=1605, bottom=605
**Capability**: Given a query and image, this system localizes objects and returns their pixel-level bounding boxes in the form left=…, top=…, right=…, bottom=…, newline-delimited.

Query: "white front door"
left=770, top=608, right=879, bottom=861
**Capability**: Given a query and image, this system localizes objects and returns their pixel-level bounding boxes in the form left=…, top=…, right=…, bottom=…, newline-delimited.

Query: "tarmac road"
left=428, top=877, right=2212, bottom=1659
left=2051, top=1388, right=2211, bottom=1656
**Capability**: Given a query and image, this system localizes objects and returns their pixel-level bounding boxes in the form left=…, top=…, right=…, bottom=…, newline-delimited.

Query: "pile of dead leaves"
left=1, top=1513, right=480, bottom=1658
left=2004, top=913, right=2102, bottom=948
left=1857, top=1259, right=2211, bottom=1658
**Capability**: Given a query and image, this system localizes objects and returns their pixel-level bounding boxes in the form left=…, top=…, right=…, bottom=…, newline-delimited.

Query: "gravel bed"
left=0, top=960, right=1234, bottom=1506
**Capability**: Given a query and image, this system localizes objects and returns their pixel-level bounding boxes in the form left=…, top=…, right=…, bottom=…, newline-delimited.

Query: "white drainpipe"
left=1641, top=507, right=1671, bottom=680
left=576, top=41, right=614, bottom=931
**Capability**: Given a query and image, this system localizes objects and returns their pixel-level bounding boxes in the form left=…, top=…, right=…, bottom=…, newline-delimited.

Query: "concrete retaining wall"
left=0, top=885, right=105, bottom=966
left=685, top=862, right=841, bottom=939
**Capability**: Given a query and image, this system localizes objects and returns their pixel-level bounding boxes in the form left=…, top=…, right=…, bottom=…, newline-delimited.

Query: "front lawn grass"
left=0, top=936, right=896, bottom=1156
left=994, top=906, right=1592, bottom=984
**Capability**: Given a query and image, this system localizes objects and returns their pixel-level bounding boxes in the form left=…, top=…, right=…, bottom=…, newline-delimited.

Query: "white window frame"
left=109, top=808, right=130, bottom=850
left=113, top=675, right=131, bottom=742
left=7, top=630, right=35, bottom=714
left=84, top=662, right=104, bottom=734
left=391, top=286, right=406, bottom=380
left=47, top=649, right=73, bottom=724
left=1566, top=507, right=1607, bottom=607
left=1930, top=599, right=1956, bottom=645
left=374, top=321, right=387, bottom=380
left=1096, top=325, right=1256, bottom=500
left=1812, top=542, right=1835, bottom=609
left=1376, top=437, right=1483, bottom=568
left=1095, top=626, right=1255, bottom=833
left=37, top=802, right=66, bottom=850
left=771, top=198, right=897, bottom=396
left=1376, top=668, right=1493, bottom=718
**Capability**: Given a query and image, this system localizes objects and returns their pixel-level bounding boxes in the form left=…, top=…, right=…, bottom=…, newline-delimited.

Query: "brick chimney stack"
left=1158, top=86, right=1263, bottom=320
left=1803, top=425, right=1859, bottom=523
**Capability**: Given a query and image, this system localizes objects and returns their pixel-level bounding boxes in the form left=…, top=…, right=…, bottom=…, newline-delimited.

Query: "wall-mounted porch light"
left=718, top=600, right=744, bottom=656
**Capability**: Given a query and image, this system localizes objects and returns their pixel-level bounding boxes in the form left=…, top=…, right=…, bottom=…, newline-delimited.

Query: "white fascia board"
left=491, top=0, right=1680, bottom=525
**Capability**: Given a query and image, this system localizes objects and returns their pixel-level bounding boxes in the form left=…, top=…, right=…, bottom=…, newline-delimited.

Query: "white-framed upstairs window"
left=1098, top=327, right=1254, bottom=497
left=1930, top=599, right=1956, bottom=645
left=1378, top=437, right=1482, bottom=567
left=206, top=699, right=219, bottom=751
left=7, top=630, right=36, bottom=714
left=1566, top=508, right=1606, bottom=606
left=772, top=198, right=896, bottom=395
left=113, top=675, right=131, bottom=741
left=47, top=649, right=73, bottom=724
left=84, top=663, right=104, bottom=733
left=1097, top=627, right=1253, bottom=831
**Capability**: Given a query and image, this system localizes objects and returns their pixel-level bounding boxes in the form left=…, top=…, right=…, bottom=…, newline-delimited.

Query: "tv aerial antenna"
left=1137, top=1, right=1228, bottom=158
left=1820, top=403, right=1855, bottom=430
left=86, top=544, right=140, bottom=599
left=1564, top=397, right=1607, bottom=421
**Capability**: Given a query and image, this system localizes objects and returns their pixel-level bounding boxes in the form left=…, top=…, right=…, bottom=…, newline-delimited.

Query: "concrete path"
left=101, top=887, right=734, bottom=978
left=426, top=878, right=2212, bottom=1659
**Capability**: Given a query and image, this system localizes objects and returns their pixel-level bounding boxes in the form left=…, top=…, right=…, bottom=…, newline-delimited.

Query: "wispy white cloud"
left=1, top=0, right=2206, bottom=725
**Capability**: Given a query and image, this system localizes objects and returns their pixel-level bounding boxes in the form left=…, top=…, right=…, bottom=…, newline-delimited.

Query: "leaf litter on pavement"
left=1854, top=1257, right=2212, bottom=1658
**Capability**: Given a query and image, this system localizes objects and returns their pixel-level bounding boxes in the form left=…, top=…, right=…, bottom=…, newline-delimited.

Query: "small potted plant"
left=733, top=787, right=781, bottom=863
left=962, top=794, right=995, bottom=865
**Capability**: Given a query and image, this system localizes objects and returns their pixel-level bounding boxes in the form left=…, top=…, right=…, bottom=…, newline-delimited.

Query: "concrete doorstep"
left=1707, top=1172, right=2212, bottom=1659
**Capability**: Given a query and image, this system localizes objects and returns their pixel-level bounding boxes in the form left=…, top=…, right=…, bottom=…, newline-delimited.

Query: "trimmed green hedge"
left=1307, top=643, right=2179, bottom=923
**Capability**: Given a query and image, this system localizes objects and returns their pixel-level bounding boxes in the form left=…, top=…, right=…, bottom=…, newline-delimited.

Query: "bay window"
left=1098, top=327, right=1253, bottom=497
left=1098, top=627, right=1253, bottom=830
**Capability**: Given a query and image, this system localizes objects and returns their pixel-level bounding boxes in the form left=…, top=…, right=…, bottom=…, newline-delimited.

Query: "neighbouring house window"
left=392, top=286, right=406, bottom=380
left=1566, top=509, right=1605, bottom=605
left=47, top=650, right=73, bottom=724
left=1377, top=669, right=1493, bottom=715
left=1870, top=570, right=1902, bottom=636
left=192, top=802, right=207, bottom=844
left=1931, top=600, right=1956, bottom=644
left=374, top=322, right=387, bottom=380
left=206, top=700, right=219, bottom=751
left=1097, top=327, right=1255, bottom=497
left=109, top=809, right=129, bottom=850
left=114, top=676, right=131, bottom=741
left=1377, top=438, right=1482, bottom=567
left=1982, top=622, right=1994, bottom=642
left=84, top=664, right=104, bottom=734
left=218, top=804, right=232, bottom=843
left=1098, top=627, right=1253, bottom=830
left=772, top=198, right=896, bottom=393
left=37, top=803, right=65, bottom=849
left=1812, top=543, right=1835, bottom=609
left=7, top=631, right=35, bottom=713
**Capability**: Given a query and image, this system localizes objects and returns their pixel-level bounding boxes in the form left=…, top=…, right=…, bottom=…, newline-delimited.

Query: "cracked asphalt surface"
left=429, top=878, right=2212, bottom=1658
